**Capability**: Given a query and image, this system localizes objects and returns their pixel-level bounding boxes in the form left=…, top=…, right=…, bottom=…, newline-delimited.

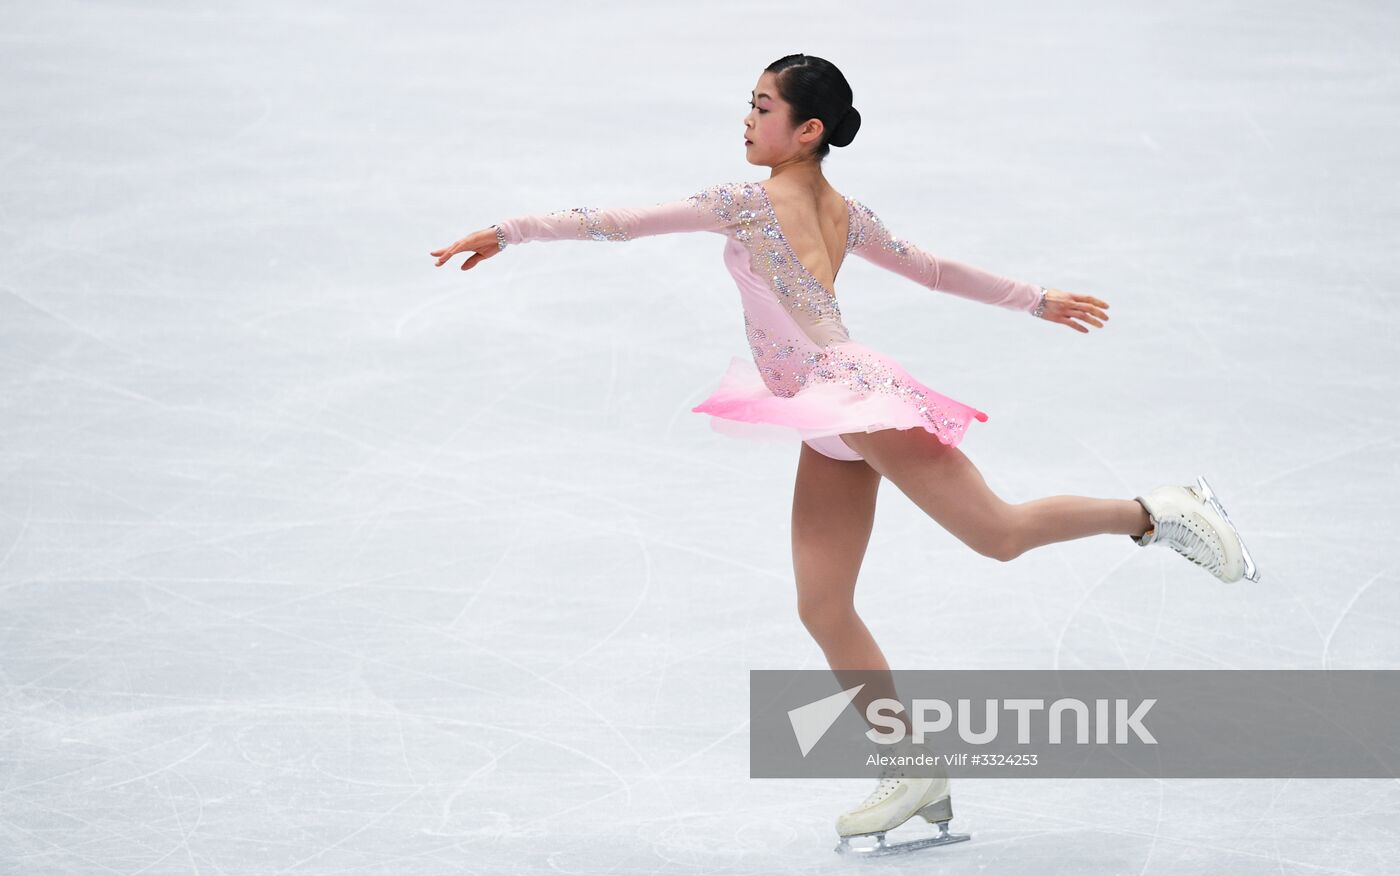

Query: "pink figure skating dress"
left=491, top=181, right=1044, bottom=462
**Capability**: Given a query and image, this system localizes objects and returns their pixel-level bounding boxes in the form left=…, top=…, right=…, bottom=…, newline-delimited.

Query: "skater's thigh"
left=792, top=442, right=880, bottom=606
left=840, top=427, right=1007, bottom=533
left=840, top=426, right=966, bottom=477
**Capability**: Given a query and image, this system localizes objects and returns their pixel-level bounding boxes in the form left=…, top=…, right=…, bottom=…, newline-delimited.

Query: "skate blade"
left=1195, top=475, right=1261, bottom=584
left=835, top=825, right=971, bottom=857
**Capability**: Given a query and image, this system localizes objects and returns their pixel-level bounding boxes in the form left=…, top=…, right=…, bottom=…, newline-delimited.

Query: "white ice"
left=2, top=0, right=1398, bottom=873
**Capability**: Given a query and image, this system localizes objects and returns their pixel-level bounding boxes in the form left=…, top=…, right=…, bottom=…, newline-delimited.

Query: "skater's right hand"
left=1037, top=288, right=1109, bottom=333
left=430, top=228, right=502, bottom=272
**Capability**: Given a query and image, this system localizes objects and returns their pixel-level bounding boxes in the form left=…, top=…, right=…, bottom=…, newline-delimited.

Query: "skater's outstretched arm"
left=846, top=198, right=1111, bottom=332
left=847, top=198, right=1041, bottom=311
left=430, top=182, right=743, bottom=272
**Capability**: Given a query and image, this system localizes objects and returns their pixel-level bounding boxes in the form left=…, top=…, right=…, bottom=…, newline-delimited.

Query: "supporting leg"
left=792, top=442, right=911, bottom=737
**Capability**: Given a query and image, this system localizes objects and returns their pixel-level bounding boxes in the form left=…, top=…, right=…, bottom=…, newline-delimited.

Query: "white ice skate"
left=1131, top=475, right=1260, bottom=583
left=834, top=743, right=969, bottom=857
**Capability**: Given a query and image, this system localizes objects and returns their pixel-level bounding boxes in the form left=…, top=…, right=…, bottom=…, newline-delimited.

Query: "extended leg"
left=839, top=428, right=1151, bottom=562
left=1015, top=494, right=1151, bottom=554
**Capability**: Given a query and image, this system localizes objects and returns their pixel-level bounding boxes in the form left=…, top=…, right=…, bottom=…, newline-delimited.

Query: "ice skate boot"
left=1130, top=475, right=1260, bottom=583
left=834, top=742, right=969, bottom=857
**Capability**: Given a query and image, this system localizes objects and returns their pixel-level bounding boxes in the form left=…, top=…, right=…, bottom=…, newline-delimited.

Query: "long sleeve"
left=493, top=182, right=743, bottom=247
left=847, top=198, right=1043, bottom=313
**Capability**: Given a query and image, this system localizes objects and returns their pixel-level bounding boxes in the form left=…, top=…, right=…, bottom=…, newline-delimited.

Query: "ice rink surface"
left=3, top=0, right=1398, bottom=872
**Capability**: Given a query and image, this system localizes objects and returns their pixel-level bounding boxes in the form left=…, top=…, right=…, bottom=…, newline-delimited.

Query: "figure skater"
left=430, top=53, right=1260, bottom=857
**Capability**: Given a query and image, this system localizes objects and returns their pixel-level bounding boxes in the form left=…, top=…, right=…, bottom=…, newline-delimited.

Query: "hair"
left=765, top=53, right=860, bottom=160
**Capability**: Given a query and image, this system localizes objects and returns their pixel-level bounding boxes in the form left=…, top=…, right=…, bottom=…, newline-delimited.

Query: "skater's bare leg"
left=792, top=442, right=912, bottom=736
left=1015, top=494, right=1151, bottom=551
left=840, top=428, right=1151, bottom=562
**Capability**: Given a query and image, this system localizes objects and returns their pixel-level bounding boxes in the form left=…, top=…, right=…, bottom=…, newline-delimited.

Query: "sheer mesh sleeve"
left=847, top=198, right=1043, bottom=313
left=493, top=182, right=743, bottom=247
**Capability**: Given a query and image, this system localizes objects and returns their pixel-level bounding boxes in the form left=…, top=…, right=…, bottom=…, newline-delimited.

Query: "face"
left=744, top=70, right=825, bottom=166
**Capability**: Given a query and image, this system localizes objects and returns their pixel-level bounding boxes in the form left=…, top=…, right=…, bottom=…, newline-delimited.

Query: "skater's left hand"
left=1038, top=288, right=1109, bottom=333
left=430, top=228, right=501, bottom=272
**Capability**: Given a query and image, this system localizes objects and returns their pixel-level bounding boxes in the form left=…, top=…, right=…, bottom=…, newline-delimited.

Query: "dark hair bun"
left=766, top=54, right=858, bottom=159
left=829, top=106, right=861, bottom=148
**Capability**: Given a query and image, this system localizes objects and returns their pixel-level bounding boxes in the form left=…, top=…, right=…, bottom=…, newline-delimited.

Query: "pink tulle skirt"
left=691, top=344, right=989, bottom=456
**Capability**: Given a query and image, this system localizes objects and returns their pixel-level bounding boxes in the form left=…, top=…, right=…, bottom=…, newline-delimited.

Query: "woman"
left=430, top=53, right=1259, bottom=855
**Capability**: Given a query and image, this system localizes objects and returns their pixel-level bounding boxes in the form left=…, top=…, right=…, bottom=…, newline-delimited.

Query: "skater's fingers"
left=1068, top=304, right=1105, bottom=327
left=432, top=242, right=462, bottom=266
left=435, top=234, right=487, bottom=267
left=1056, top=300, right=1102, bottom=326
left=1070, top=299, right=1109, bottom=321
left=460, top=252, right=484, bottom=271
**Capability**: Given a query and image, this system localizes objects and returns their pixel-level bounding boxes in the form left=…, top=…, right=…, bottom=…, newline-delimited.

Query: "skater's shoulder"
left=687, top=179, right=760, bottom=198
left=682, top=180, right=769, bottom=221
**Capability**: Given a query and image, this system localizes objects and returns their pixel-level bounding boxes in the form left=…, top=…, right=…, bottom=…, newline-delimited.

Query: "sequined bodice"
left=683, top=181, right=866, bottom=397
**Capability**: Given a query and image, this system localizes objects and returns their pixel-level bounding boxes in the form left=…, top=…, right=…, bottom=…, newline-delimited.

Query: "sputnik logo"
left=787, top=684, right=865, bottom=757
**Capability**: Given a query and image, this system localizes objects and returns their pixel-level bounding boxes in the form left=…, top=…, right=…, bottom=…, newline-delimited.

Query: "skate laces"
left=1155, top=515, right=1221, bottom=574
left=858, top=773, right=906, bottom=809
left=857, top=750, right=918, bottom=809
